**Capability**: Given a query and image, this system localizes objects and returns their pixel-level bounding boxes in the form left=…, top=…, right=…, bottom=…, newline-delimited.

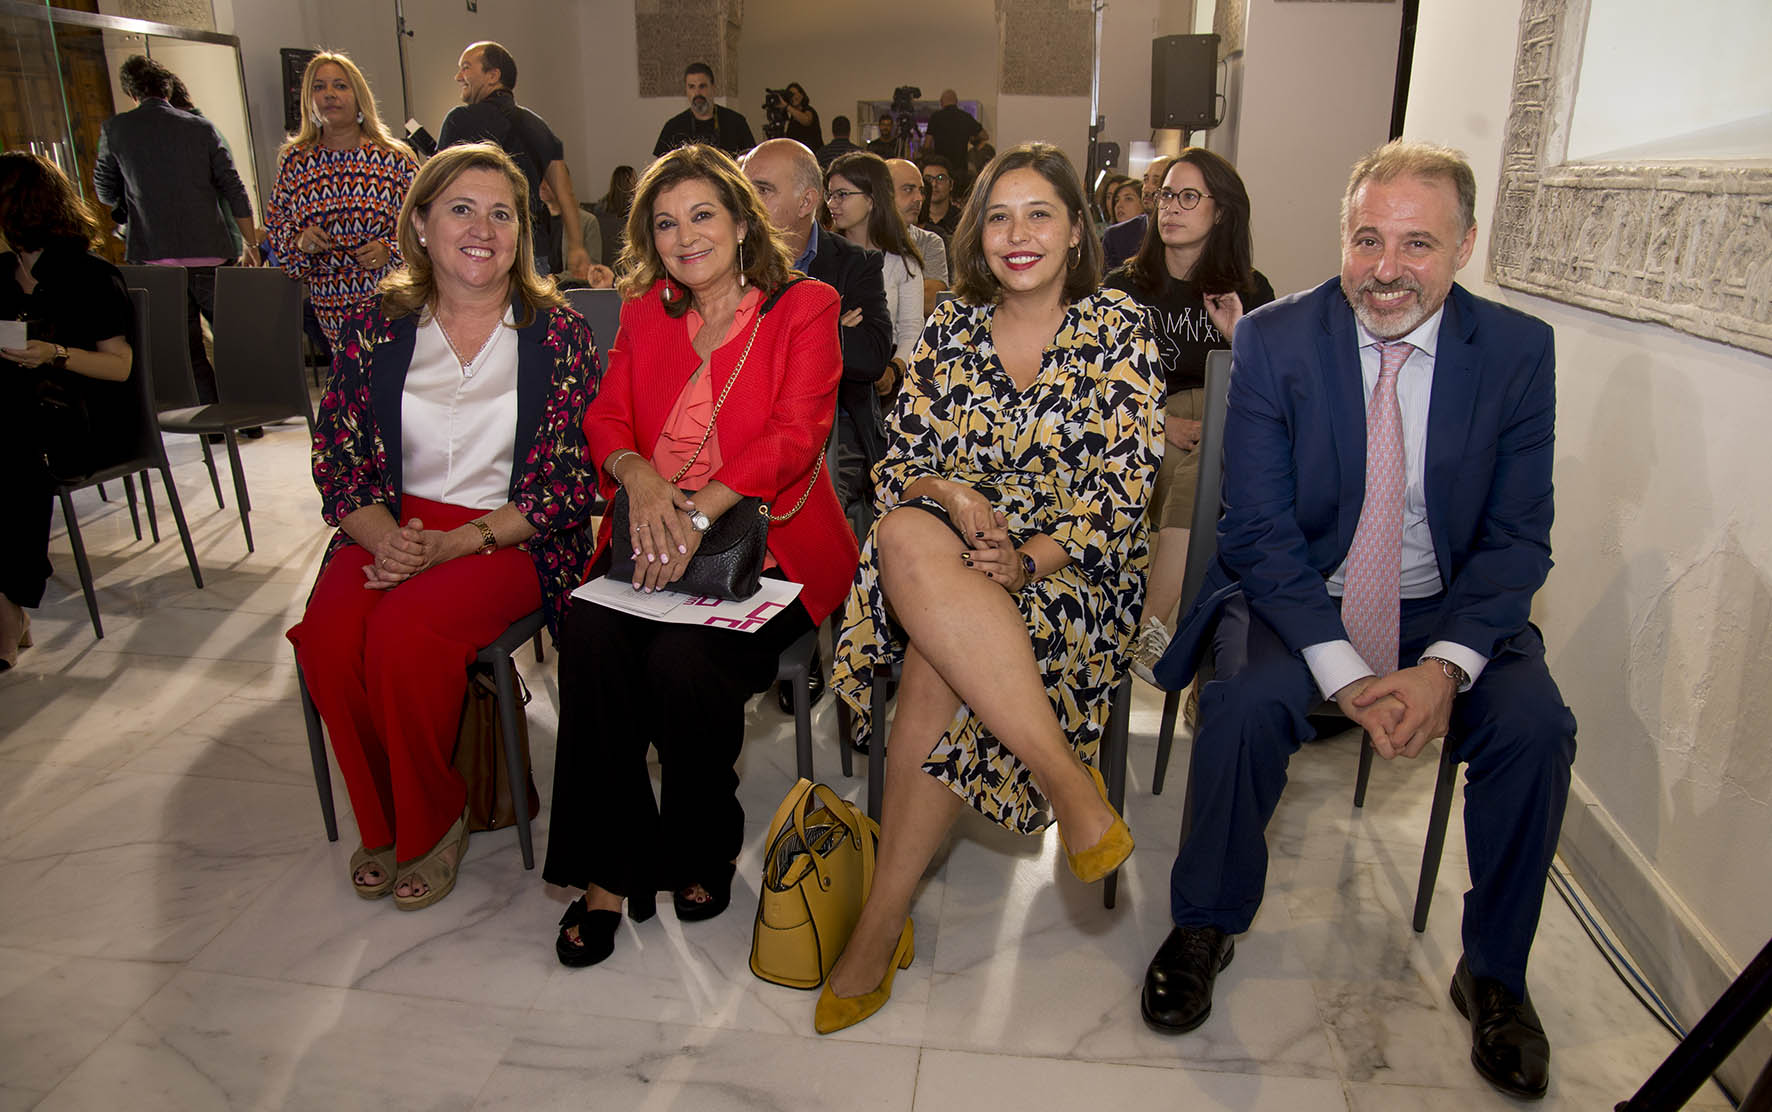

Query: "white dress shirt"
left=401, top=308, right=519, bottom=511
left=882, top=249, right=926, bottom=368
left=1299, top=306, right=1488, bottom=699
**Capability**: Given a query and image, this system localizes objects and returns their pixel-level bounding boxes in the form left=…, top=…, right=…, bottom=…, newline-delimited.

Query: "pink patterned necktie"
left=1341, top=340, right=1413, bottom=675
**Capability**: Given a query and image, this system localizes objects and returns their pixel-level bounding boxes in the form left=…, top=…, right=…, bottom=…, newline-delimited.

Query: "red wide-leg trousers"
left=288, top=496, right=542, bottom=861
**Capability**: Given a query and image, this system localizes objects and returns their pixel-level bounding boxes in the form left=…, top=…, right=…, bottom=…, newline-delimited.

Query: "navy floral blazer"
left=311, top=299, right=602, bottom=638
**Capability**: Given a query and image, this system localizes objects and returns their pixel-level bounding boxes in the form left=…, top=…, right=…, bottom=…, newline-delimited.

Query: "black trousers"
left=1, top=372, right=56, bottom=608
left=1169, top=593, right=1577, bottom=996
left=185, top=263, right=219, bottom=404
left=542, top=567, right=814, bottom=898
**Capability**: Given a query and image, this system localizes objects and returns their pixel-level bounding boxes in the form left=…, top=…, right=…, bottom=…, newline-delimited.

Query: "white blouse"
left=401, top=308, right=519, bottom=511
left=882, top=249, right=926, bottom=368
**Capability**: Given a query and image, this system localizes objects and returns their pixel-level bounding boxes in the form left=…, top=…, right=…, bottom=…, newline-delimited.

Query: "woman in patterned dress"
left=820, top=143, right=1164, bottom=1033
left=286, top=144, right=599, bottom=911
left=267, top=52, right=417, bottom=347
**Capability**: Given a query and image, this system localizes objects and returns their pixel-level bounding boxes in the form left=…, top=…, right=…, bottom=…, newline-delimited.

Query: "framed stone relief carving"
left=1491, top=0, right=1772, bottom=356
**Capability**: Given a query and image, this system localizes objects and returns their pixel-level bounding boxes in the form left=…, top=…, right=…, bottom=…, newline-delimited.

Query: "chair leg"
left=1102, top=675, right=1132, bottom=910
left=223, top=431, right=253, bottom=552
left=790, top=656, right=815, bottom=783
left=158, top=464, right=204, bottom=589
left=491, top=653, right=535, bottom=869
left=1412, top=741, right=1459, bottom=933
left=835, top=699, right=855, bottom=779
left=57, top=490, right=103, bottom=639
left=1152, top=687, right=1181, bottom=795
left=1353, top=729, right=1376, bottom=808
left=866, top=663, right=889, bottom=822
left=123, top=474, right=142, bottom=541
left=200, top=437, right=224, bottom=508
left=140, top=470, right=161, bottom=543
left=295, top=659, right=340, bottom=842
left=97, top=481, right=109, bottom=502
left=531, top=631, right=544, bottom=663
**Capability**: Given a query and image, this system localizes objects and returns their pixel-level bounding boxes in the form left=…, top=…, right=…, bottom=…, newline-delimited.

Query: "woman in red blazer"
left=544, top=144, right=859, bottom=968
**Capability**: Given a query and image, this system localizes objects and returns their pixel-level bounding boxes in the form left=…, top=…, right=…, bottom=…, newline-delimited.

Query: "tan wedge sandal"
left=393, top=811, right=469, bottom=912
left=350, top=844, right=396, bottom=899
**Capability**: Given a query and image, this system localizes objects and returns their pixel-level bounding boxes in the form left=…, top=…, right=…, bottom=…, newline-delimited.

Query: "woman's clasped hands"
left=619, top=464, right=704, bottom=593
left=940, top=484, right=1028, bottom=593
left=362, top=517, right=450, bottom=589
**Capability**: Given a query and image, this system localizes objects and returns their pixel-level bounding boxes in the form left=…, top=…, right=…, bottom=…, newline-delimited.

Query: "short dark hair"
left=950, top=142, right=1101, bottom=307
left=920, top=154, right=954, bottom=176
left=830, top=115, right=851, bottom=137
left=475, top=41, right=518, bottom=91
left=685, top=62, right=714, bottom=81
left=0, top=151, right=100, bottom=251
left=119, top=55, right=174, bottom=101
left=1122, top=148, right=1257, bottom=300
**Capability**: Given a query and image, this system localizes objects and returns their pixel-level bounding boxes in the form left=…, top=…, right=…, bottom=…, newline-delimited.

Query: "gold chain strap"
left=666, top=300, right=825, bottom=525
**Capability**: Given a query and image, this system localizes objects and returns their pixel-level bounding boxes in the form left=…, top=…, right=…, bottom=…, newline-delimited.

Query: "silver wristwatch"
left=687, top=509, right=711, bottom=533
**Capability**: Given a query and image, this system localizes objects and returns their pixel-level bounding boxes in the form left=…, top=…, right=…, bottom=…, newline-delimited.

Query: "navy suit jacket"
left=1152, top=277, right=1557, bottom=690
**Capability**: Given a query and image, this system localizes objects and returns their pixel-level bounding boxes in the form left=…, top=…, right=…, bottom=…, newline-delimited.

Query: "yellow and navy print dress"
left=832, top=287, right=1164, bottom=833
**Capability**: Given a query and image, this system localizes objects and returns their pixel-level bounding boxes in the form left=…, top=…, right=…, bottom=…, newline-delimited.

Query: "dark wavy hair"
left=949, top=142, right=1101, bottom=307
left=118, top=54, right=174, bottom=101
left=617, top=144, right=796, bottom=318
left=825, top=151, right=922, bottom=270
left=0, top=151, right=100, bottom=252
left=1121, top=148, right=1255, bottom=300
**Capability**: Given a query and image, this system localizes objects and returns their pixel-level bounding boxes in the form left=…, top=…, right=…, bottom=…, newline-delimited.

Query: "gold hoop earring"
left=1068, top=242, right=1081, bottom=269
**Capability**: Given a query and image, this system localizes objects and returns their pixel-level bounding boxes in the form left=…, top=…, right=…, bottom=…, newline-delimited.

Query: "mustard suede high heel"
left=1061, top=764, right=1134, bottom=884
left=814, top=918, right=915, bottom=1035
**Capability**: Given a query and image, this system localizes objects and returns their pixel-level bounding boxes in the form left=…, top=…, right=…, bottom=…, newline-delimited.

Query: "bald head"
left=886, top=158, right=925, bottom=225
left=940, top=89, right=958, bottom=107
left=741, top=138, right=822, bottom=255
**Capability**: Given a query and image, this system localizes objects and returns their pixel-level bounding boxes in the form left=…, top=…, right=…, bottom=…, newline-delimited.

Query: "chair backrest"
left=563, top=287, right=622, bottom=365
left=1176, top=347, right=1234, bottom=615
left=118, top=264, right=200, bottom=409
left=213, top=266, right=314, bottom=430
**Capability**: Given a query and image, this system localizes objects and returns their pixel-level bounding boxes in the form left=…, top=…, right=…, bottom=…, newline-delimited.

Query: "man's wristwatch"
left=687, top=509, right=711, bottom=533
left=1423, top=656, right=1469, bottom=691
left=470, top=519, right=497, bottom=554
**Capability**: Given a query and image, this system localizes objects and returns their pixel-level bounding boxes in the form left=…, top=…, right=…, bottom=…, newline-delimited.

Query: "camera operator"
left=781, top=82, right=822, bottom=148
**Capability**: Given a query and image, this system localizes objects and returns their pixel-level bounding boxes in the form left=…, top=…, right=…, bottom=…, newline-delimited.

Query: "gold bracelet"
left=471, top=519, right=496, bottom=553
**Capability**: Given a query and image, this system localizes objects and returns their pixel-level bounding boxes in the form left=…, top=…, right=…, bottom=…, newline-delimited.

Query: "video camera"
left=762, top=87, right=792, bottom=140
left=878, top=85, right=922, bottom=159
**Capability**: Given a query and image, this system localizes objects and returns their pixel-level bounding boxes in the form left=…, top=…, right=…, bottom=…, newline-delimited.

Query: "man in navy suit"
left=1141, top=141, right=1575, bottom=1101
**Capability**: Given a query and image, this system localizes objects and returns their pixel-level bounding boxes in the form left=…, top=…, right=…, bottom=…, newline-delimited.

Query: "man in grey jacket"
left=95, top=55, right=259, bottom=405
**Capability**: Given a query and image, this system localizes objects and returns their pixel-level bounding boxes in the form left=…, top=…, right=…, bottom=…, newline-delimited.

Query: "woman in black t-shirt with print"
left=0, top=152, right=137, bottom=667
left=1104, top=148, right=1274, bottom=689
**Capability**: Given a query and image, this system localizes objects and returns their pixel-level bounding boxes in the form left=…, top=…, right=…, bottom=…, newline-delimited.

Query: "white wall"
left=1405, top=0, right=1772, bottom=1093
left=1230, top=0, right=1402, bottom=297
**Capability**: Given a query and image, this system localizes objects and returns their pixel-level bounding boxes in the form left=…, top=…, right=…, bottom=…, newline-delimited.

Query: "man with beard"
left=653, top=62, right=755, bottom=157
left=885, top=157, right=947, bottom=316
left=1140, top=141, right=1575, bottom=1104
left=917, top=154, right=960, bottom=241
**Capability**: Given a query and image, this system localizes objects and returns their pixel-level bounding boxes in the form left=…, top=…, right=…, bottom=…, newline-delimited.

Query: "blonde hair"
left=377, top=143, right=565, bottom=325
left=616, top=144, right=796, bottom=318
left=279, top=52, right=416, bottom=164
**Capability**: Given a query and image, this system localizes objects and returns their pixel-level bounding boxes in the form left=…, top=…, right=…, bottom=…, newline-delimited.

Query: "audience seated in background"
left=1101, top=158, right=1170, bottom=272
left=822, top=142, right=1163, bottom=1035
left=266, top=51, right=417, bottom=350
left=588, top=164, right=636, bottom=266
left=824, top=152, right=925, bottom=422
left=287, top=143, right=600, bottom=912
left=1106, top=148, right=1275, bottom=690
left=0, top=152, right=140, bottom=669
left=866, top=113, right=901, bottom=160
left=917, top=155, right=961, bottom=243
left=741, top=138, right=892, bottom=542
left=887, top=157, right=949, bottom=315
left=654, top=62, right=756, bottom=158
left=1141, top=140, right=1576, bottom=1103
left=816, top=115, right=863, bottom=171
left=95, top=54, right=259, bottom=406
left=439, top=41, right=590, bottom=279
left=544, top=144, right=858, bottom=969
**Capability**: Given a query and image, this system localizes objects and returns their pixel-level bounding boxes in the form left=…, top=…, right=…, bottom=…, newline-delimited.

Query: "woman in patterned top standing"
left=823, top=143, right=1164, bottom=1034
left=267, top=52, right=417, bottom=346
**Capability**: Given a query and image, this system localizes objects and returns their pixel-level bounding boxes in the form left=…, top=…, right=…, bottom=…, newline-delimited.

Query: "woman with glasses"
left=1106, top=148, right=1275, bottom=689
left=825, top=152, right=925, bottom=388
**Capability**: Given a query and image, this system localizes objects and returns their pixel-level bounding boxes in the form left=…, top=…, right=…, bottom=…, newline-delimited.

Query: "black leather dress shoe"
left=1450, top=956, right=1550, bottom=1100
left=1141, top=925, right=1234, bottom=1033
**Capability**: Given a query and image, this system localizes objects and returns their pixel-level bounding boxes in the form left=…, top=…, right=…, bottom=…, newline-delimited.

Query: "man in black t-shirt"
left=815, top=115, right=863, bottom=170
left=438, top=41, right=590, bottom=278
left=922, top=89, right=986, bottom=189
left=653, top=62, right=757, bottom=158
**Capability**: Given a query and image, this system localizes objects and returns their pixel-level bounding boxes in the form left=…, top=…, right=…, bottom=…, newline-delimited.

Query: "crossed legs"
left=827, top=506, right=1117, bottom=998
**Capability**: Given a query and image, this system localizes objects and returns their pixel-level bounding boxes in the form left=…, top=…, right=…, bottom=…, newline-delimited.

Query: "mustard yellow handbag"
left=750, top=779, right=879, bottom=989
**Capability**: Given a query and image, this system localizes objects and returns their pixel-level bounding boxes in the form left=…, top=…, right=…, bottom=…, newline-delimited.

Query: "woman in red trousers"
left=288, top=143, right=600, bottom=910
left=543, top=144, right=859, bottom=967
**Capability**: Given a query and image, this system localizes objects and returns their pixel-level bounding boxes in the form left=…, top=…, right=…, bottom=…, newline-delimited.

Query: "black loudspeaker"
left=1150, top=34, right=1220, bottom=130
left=281, top=48, right=319, bottom=132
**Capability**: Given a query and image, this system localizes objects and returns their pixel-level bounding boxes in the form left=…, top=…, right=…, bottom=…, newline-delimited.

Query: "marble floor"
left=0, top=421, right=1731, bottom=1111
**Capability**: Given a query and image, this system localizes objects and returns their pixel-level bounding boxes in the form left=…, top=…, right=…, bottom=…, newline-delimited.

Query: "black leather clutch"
left=607, top=490, right=768, bottom=601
